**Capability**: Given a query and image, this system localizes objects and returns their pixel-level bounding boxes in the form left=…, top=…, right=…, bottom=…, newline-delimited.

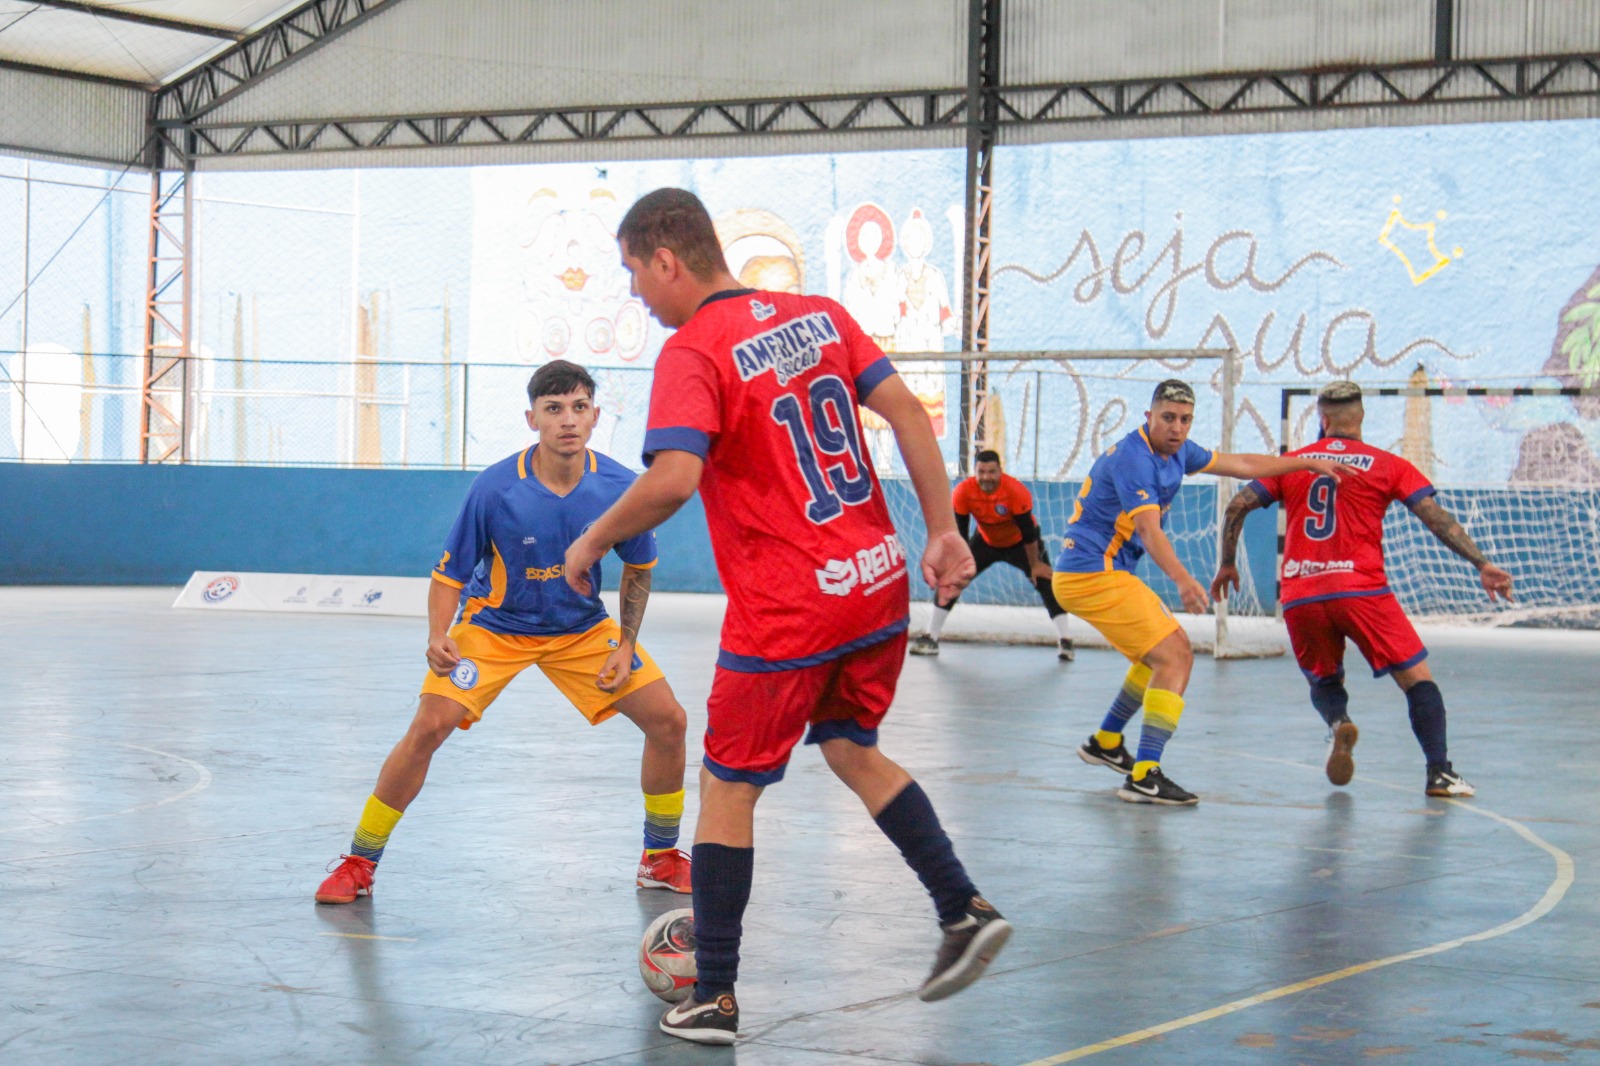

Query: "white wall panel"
left=1005, top=0, right=1433, bottom=85
left=1457, top=0, right=1600, bottom=58
left=0, top=68, right=148, bottom=166
left=203, top=0, right=967, bottom=124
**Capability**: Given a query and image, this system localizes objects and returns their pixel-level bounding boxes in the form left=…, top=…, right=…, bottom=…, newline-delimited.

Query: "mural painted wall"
left=5, top=119, right=1599, bottom=489
left=991, top=120, right=1600, bottom=487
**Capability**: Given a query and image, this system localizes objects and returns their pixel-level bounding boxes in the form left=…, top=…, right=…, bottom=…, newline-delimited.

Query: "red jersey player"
left=1211, top=381, right=1513, bottom=797
left=565, top=188, right=1010, bottom=1046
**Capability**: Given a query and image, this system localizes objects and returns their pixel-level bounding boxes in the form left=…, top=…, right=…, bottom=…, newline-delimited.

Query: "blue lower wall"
left=0, top=464, right=1278, bottom=607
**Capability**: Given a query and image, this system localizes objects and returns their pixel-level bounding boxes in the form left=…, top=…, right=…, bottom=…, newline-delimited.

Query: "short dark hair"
left=617, top=188, right=730, bottom=280
left=527, top=360, right=596, bottom=405
left=974, top=449, right=1001, bottom=466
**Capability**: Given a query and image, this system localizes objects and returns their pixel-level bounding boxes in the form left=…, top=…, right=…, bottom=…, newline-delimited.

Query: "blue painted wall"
left=0, top=463, right=1278, bottom=608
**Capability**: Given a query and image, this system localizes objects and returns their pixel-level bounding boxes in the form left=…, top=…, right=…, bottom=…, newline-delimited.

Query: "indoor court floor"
left=0, top=586, right=1595, bottom=1065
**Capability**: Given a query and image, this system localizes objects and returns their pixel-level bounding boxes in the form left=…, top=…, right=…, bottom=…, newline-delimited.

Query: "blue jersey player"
left=316, top=360, right=694, bottom=904
left=1053, top=379, right=1350, bottom=805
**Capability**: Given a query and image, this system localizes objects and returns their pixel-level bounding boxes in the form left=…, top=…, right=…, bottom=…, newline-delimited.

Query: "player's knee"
left=411, top=697, right=464, bottom=747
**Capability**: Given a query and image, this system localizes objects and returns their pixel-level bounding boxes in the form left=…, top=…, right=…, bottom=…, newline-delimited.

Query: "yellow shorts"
left=419, top=618, right=665, bottom=729
left=1052, top=570, right=1180, bottom=662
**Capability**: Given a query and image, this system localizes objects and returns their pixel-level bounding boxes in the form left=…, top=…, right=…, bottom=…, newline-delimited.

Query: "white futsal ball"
left=639, top=907, right=698, bottom=1003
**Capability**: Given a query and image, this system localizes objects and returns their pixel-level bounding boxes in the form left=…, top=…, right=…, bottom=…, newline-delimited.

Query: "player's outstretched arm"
left=1208, top=452, right=1354, bottom=483
left=1408, top=495, right=1515, bottom=602
left=564, top=451, right=704, bottom=598
left=1133, top=509, right=1210, bottom=614
left=862, top=374, right=975, bottom=600
left=597, top=563, right=652, bottom=692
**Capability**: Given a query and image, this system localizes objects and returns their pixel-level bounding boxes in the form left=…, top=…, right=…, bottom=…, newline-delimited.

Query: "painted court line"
left=318, top=933, right=417, bottom=942
left=1017, top=761, right=1576, bottom=1065
left=0, top=734, right=214, bottom=836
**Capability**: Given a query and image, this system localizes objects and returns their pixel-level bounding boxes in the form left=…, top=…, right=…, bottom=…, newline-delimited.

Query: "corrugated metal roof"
left=0, top=1, right=302, bottom=85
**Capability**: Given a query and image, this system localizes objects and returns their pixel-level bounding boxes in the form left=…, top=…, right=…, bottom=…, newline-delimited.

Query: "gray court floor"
left=0, top=587, right=1596, bottom=1066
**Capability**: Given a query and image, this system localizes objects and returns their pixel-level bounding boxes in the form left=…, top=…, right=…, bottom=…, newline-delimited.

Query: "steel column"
left=958, top=0, right=1001, bottom=476
left=139, top=166, right=192, bottom=463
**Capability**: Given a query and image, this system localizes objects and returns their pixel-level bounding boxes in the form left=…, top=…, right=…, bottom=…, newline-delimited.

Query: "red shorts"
left=1284, top=591, right=1427, bottom=681
left=702, top=631, right=907, bottom=785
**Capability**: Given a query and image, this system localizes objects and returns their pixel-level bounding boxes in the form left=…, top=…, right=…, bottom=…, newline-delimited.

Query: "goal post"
left=875, top=347, right=1284, bottom=658
left=1278, top=383, right=1600, bottom=628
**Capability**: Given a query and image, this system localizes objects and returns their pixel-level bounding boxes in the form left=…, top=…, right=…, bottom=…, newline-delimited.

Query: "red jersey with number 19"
left=1248, top=436, right=1435, bottom=609
left=642, top=289, right=909, bottom=671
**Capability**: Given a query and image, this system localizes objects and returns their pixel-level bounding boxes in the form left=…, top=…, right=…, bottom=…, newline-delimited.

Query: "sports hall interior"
left=2, top=2, right=1598, bottom=1064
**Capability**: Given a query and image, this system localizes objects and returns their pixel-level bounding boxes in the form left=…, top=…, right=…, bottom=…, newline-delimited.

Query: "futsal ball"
left=639, top=907, right=697, bottom=1003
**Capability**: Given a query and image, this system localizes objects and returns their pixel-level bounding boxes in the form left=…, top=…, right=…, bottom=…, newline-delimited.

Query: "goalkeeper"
left=910, top=449, right=1075, bottom=661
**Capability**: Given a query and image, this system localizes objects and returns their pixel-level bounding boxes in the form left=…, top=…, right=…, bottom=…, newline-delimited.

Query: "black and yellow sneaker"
left=909, top=634, right=940, bottom=656
left=918, top=896, right=1013, bottom=1002
left=1325, top=719, right=1359, bottom=786
left=1077, top=734, right=1135, bottom=774
left=1117, top=767, right=1199, bottom=806
left=660, top=990, right=738, bottom=1045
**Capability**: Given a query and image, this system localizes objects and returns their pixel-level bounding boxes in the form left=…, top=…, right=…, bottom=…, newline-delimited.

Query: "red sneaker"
left=637, top=848, right=692, bottom=893
left=315, top=854, right=376, bottom=904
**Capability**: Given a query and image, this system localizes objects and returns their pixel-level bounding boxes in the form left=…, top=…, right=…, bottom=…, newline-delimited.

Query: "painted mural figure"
left=841, top=203, right=900, bottom=349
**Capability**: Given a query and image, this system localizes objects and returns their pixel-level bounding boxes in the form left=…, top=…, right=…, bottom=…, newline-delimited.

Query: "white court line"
left=0, top=733, right=214, bottom=836
left=1017, top=755, right=1577, bottom=1066
left=318, top=933, right=417, bottom=942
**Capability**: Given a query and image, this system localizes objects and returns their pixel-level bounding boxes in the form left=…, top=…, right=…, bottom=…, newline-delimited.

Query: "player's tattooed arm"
left=618, top=563, right=652, bottom=647
left=1409, top=496, right=1488, bottom=569
left=1219, top=489, right=1267, bottom=567
left=1410, top=496, right=1515, bottom=602
left=1210, top=489, right=1267, bottom=602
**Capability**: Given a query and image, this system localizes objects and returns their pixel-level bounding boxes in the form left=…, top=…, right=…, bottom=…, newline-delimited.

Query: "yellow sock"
left=643, top=788, right=685, bottom=854
left=350, top=793, right=404, bottom=861
left=1131, top=688, right=1185, bottom=781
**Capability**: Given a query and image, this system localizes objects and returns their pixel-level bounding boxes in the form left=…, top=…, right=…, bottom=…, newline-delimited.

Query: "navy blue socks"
left=690, top=842, right=753, bottom=1001
left=1309, top=674, right=1351, bottom=727
left=874, top=781, right=977, bottom=927
left=1405, top=679, right=1450, bottom=769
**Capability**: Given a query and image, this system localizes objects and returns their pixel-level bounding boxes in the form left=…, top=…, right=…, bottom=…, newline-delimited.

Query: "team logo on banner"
left=202, top=575, right=240, bottom=603
left=450, top=659, right=480, bottom=690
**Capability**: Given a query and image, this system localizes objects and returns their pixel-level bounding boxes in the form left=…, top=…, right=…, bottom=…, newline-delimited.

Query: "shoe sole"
left=917, top=918, right=1013, bottom=1003
left=1116, top=786, right=1199, bottom=806
left=1426, top=786, right=1476, bottom=798
left=909, top=647, right=939, bottom=656
left=636, top=877, right=692, bottom=894
left=659, top=1020, right=736, bottom=1046
left=313, top=887, right=370, bottom=904
left=1076, top=746, right=1132, bottom=775
left=1326, top=721, right=1359, bottom=787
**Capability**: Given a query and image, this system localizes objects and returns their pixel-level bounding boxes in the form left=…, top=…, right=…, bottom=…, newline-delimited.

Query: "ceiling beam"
left=157, top=0, right=409, bottom=122
left=23, top=1, right=245, bottom=40
left=161, top=52, right=1600, bottom=162
left=0, top=54, right=153, bottom=91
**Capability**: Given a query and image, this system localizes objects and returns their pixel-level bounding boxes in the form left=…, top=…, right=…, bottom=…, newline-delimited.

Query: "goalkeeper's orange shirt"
left=953, top=473, right=1033, bottom=548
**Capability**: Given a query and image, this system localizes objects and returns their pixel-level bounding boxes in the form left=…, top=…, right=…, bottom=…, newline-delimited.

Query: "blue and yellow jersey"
left=432, top=447, right=657, bottom=636
left=1054, top=427, right=1214, bottom=574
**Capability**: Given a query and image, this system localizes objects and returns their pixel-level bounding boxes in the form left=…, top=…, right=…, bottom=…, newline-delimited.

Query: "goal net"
left=1281, top=384, right=1600, bottom=628
left=871, top=351, right=1283, bottom=657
